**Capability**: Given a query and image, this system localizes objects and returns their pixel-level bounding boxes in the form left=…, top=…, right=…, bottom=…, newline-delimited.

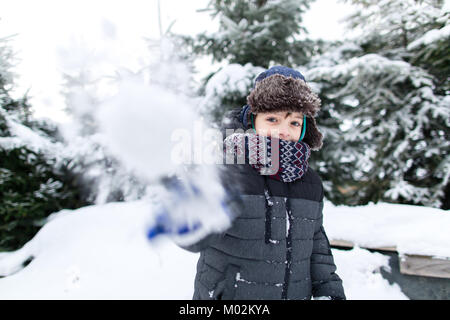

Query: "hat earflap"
left=302, top=116, right=323, bottom=151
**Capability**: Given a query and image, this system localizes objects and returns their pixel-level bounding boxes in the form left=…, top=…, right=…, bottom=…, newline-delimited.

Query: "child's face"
left=254, top=111, right=303, bottom=142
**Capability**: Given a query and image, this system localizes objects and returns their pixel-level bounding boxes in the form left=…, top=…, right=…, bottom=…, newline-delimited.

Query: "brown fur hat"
left=246, top=68, right=323, bottom=150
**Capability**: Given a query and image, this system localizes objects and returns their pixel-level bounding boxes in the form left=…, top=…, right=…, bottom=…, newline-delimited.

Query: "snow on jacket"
left=180, top=107, right=346, bottom=300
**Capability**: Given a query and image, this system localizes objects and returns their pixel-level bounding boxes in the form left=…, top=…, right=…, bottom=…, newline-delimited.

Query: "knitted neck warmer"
left=224, top=133, right=311, bottom=182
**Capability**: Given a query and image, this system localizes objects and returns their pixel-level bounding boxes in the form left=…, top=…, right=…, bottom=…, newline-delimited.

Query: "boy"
left=181, top=66, right=345, bottom=300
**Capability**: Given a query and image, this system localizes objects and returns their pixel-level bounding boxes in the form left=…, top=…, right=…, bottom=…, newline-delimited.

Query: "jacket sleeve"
left=310, top=200, right=346, bottom=300
left=178, top=232, right=226, bottom=253
left=177, top=164, right=245, bottom=253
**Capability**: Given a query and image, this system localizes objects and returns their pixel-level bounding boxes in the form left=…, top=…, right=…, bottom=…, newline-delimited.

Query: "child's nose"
left=278, top=124, right=290, bottom=140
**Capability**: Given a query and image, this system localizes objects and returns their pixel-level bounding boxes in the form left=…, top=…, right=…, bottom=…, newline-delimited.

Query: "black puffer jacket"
left=181, top=107, right=345, bottom=300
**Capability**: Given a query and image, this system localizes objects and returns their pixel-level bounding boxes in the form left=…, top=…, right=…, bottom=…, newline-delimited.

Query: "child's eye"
left=266, top=117, right=278, bottom=123
left=291, top=121, right=302, bottom=127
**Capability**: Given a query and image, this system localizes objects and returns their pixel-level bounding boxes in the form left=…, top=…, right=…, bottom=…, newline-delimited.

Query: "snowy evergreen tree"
left=187, top=0, right=315, bottom=68
left=407, top=6, right=450, bottom=94
left=307, top=51, right=449, bottom=208
left=345, top=0, right=449, bottom=92
left=344, top=0, right=445, bottom=53
left=179, top=0, right=318, bottom=124
left=197, top=63, right=265, bottom=124
left=59, top=33, right=197, bottom=204
left=304, top=43, right=365, bottom=204
left=0, top=36, right=90, bottom=251
left=59, top=52, right=148, bottom=204
left=305, top=0, right=449, bottom=209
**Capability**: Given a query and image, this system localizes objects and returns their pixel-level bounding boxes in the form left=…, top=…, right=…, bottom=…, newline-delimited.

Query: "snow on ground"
left=332, top=247, right=406, bottom=300
left=324, top=200, right=450, bottom=258
left=0, top=200, right=199, bottom=299
left=0, top=199, right=411, bottom=300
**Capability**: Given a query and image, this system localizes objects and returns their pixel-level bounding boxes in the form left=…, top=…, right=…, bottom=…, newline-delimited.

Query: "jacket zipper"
left=263, top=177, right=293, bottom=299
left=282, top=195, right=293, bottom=299
left=263, top=177, right=274, bottom=244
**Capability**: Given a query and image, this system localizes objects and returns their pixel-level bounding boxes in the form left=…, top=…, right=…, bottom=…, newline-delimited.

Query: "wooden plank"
left=330, top=239, right=354, bottom=248
left=330, top=240, right=397, bottom=252
left=399, top=254, right=450, bottom=279
left=330, top=239, right=450, bottom=278
left=367, top=245, right=397, bottom=253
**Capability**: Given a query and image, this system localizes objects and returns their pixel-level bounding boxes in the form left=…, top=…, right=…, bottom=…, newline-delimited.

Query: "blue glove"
left=146, top=174, right=233, bottom=243
left=147, top=206, right=202, bottom=240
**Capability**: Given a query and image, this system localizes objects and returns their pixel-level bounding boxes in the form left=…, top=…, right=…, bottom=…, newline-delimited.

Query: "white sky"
left=0, top=0, right=354, bottom=121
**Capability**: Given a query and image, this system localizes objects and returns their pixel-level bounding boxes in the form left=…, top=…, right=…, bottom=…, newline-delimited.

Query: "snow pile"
left=0, top=199, right=408, bottom=299
left=324, top=200, right=450, bottom=258
left=333, top=247, right=407, bottom=300
left=0, top=200, right=199, bottom=299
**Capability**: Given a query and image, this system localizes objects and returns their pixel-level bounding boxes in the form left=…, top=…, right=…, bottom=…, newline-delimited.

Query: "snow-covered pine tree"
left=306, top=0, right=449, bottom=209
left=179, top=0, right=317, bottom=124
left=58, top=31, right=197, bottom=205
left=0, top=36, right=90, bottom=251
left=344, top=0, right=445, bottom=54
left=59, top=51, right=148, bottom=204
left=307, top=51, right=449, bottom=208
left=197, top=63, right=265, bottom=124
left=344, top=0, right=449, bottom=96
left=304, top=43, right=365, bottom=205
left=407, top=4, right=450, bottom=95
left=188, top=0, right=314, bottom=68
